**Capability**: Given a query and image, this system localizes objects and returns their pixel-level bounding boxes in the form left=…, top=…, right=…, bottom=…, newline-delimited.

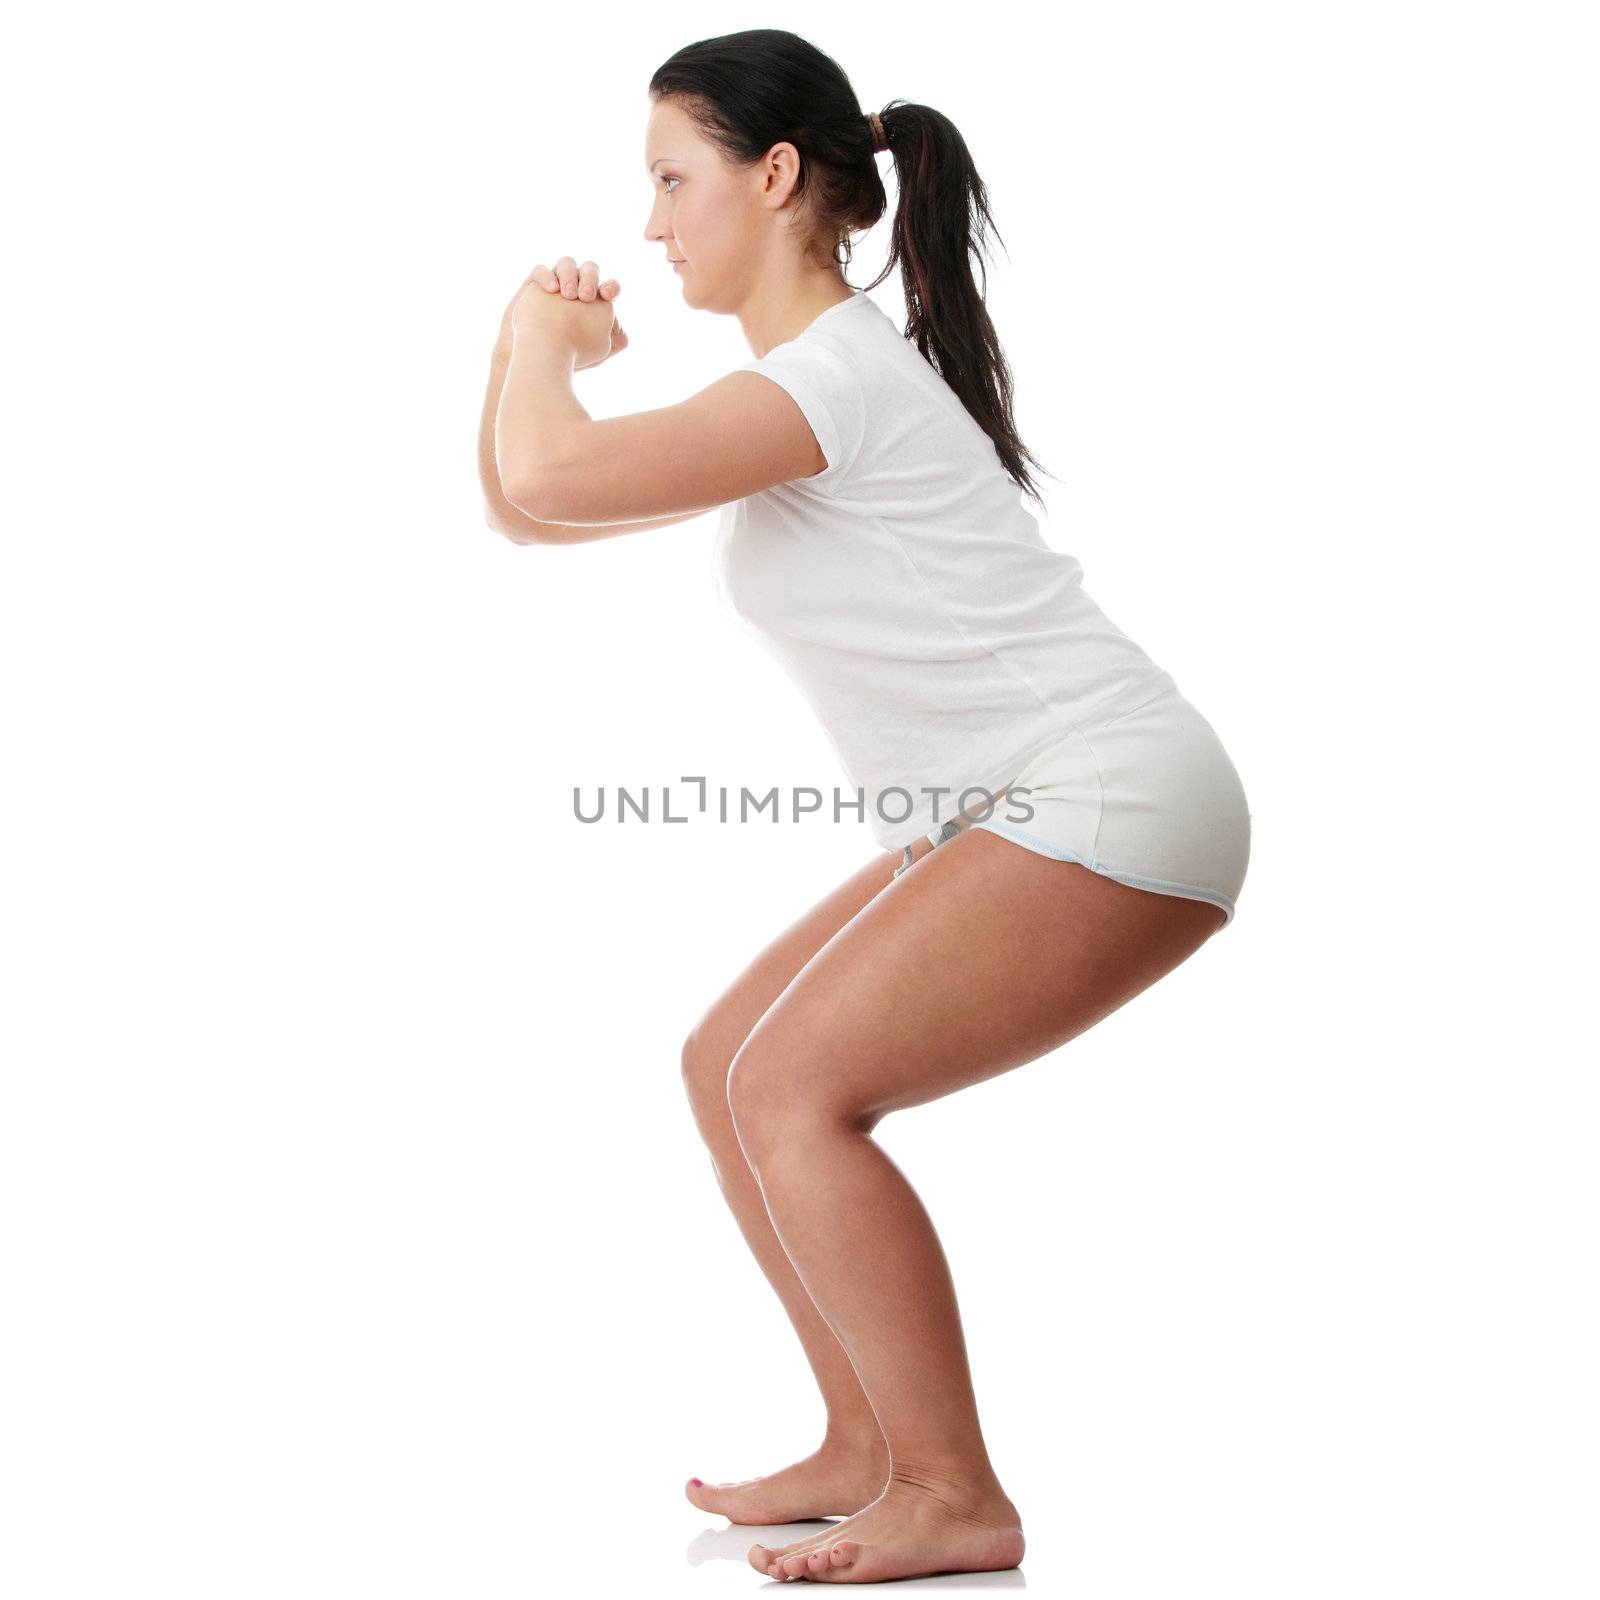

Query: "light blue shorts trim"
left=968, top=816, right=1239, bottom=924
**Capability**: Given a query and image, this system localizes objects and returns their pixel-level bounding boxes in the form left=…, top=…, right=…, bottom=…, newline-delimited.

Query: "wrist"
left=509, top=325, right=577, bottom=374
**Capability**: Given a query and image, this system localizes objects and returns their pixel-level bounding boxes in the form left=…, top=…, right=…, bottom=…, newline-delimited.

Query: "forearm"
left=493, top=329, right=591, bottom=513
left=479, top=346, right=699, bottom=546
left=479, top=346, right=541, bottom=536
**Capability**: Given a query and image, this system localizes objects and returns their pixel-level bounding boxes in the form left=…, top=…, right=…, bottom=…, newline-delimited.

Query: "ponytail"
left=864, top=101, right=1056, bottom=511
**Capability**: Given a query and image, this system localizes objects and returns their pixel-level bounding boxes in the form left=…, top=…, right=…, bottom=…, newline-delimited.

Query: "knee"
left=725, top=1037, right=845, bottom=1166
left=680, top=1023, right=736, bottom=1132
left=723, top=1040, right=779, bottom=1164
left=728, top=1038, right=888, bottom=1163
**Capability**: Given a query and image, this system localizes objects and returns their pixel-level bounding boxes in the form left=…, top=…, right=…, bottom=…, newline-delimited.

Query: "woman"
left=480, top=29, right=1250, bottom=1585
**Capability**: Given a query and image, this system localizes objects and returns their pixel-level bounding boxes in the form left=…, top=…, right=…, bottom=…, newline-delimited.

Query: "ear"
left=760, top=141, right=805, bottom=210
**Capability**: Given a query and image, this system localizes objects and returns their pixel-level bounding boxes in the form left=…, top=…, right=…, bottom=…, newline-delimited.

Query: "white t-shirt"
left=713, top=287, right=1178, bottom=854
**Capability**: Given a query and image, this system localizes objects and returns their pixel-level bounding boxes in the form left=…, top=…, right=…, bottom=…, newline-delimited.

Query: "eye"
left=660, top=175, right=680, bottom=193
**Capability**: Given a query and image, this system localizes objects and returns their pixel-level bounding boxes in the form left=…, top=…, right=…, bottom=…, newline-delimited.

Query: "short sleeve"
left=736, top=339, right=867, bottom=490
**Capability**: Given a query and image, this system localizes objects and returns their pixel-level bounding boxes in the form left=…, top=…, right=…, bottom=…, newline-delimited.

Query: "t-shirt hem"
left=870, top=667, right=1181, bottom=854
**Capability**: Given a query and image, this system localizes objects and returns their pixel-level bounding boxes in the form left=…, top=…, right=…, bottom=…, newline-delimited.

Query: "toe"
left=749, top=1536, right=818, bottom=1576
left=829, top=1538, right=862, bottom=1570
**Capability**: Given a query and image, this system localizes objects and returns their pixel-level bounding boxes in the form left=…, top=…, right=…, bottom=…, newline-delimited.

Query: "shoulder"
left=735, top=335, right=869, bottom=491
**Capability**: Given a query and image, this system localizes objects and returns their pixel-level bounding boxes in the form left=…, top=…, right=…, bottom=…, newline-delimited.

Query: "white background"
left=3, top=4, right=1595, bottom=1595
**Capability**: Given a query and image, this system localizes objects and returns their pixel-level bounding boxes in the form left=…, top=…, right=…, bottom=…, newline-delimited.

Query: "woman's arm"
left=485, top=255, right=827, bottom=533
left=495, top=316, right=827, bottom=527
left=480, top=345, right=709, bottom=545
left=479, top=349, right=703, bottom=544
left=479, top=345, right=543, bottom=539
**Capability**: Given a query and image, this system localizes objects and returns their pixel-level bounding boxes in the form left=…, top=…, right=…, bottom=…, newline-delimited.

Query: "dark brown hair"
left=649, top=29, right=1056, bottom=510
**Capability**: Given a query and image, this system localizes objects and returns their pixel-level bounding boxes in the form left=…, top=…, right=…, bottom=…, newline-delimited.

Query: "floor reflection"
left=686, top=1519, right=1027, bottom=1587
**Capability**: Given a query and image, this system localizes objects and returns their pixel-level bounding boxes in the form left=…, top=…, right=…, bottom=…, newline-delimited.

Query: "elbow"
left=505, top=458, right=601, bottom=525
left=485, top=505, right=544, bottom=547
left=501, top=472, right=554, bottom=523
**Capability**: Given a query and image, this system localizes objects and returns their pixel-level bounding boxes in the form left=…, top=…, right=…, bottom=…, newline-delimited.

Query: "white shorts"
left=894, top=685, right=1252, bottom=927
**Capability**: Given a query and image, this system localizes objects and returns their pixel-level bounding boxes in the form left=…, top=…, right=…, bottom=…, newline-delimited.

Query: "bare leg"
left=680, top=841, right=943, bottom=1523
left=728, top=828, right=1227, bottom=1582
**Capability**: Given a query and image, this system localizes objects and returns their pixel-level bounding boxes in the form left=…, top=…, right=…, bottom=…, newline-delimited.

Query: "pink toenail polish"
left=689, top=1477, right=702, bottom=1486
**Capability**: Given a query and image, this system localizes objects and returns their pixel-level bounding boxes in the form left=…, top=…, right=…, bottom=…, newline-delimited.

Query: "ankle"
left=821, top=1424, right=890, bottom=1462
left=885, top=1456, right=1016, bottom=1519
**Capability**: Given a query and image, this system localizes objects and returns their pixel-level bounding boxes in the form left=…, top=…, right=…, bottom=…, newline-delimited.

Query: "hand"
left=508, top=256, right=628, bottom=371
left=493, top=259, right=623, bottom=361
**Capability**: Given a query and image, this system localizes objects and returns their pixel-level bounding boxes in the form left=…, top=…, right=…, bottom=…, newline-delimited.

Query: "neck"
left=741, top=274, right=856, bottom=357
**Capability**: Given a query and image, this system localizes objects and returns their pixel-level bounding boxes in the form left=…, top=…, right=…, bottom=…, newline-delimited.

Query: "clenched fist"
left=505, top=256, right=628, bottom=371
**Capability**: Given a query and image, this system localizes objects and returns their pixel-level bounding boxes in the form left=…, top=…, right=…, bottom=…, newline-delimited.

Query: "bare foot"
left=685, top=1438, right=890, bottom=1525
left=748, top=1473, right=1024, bottom=1582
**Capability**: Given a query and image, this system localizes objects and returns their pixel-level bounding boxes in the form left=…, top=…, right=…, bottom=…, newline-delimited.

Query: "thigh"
left=728, top=829, right=1227, bottom=1129
left=684, top=847, right=907, bottom=1076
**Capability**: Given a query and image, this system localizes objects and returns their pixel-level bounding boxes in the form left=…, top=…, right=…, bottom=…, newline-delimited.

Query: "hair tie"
left=866, top=111, right=888, bottom=154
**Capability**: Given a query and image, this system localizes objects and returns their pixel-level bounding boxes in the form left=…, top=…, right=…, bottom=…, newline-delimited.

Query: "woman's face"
left=642, top=97, right=802, bottom=309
